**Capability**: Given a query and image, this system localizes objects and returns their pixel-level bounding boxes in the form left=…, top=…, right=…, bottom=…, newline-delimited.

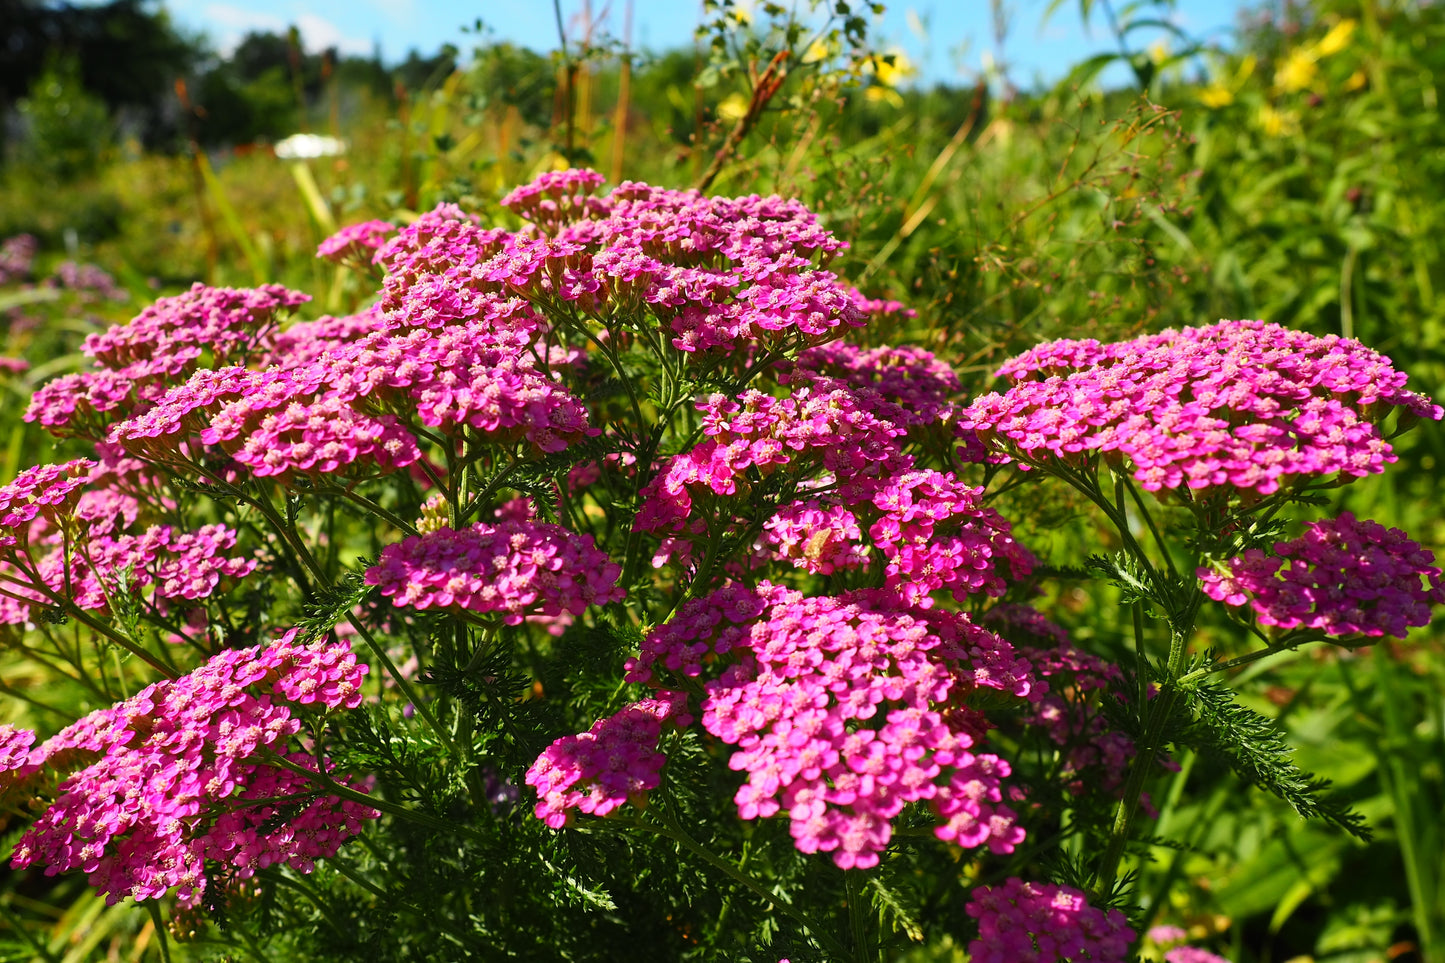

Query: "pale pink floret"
left=966, top=877, right=1135, bottom=963
left=1165, top=949, right=1233, bottom=963
left=1199, top=511, right=1445, bottom=639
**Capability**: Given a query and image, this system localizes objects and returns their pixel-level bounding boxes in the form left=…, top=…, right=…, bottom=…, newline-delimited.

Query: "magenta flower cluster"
left=316, top=219, right=395, bottom=264
left=961, top=320, right=1442, bottom=495
left=26, top=283, right=309, bottom=436
left=0, top=457, right=255, bottom=624
left=102, top=310, right=592, bottom=480
left=525, top=690, right=691, bottom=827
left=0, top=459, right=92, bottom=543
left=760, top=501, right=870, bottom=575
left=0, top=631, right=375, bottom=906
left=609, top=583, right=1038, bottom=869
left=636, top=387, right=906, bottom=538
left=965, top=877, right=1135, bottom=963
left=0, top=234, right=38, bottom=284
left=1199, top=511, right=1445, bottom=639
left=1164, top=949, right=1233, bottom=963
left=784, top=342, right=956, bottom=430
left=859, top=469, right=1035, bottom=607
left=364, top=520, right=624, bottom=624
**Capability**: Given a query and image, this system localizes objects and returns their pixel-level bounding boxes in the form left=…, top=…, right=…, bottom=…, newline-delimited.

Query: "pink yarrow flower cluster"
left=365, top=520, right=624, bottom=624
left=636, top=387, right=907, bottom=538
left=860, top=469, right=1035, bottom=607
left=26, top=284, right=309, bottom=436
left=785, top=342, right=956, bottom=429
left=103, top=316, right=592, bottom=480
left=0, top=460, right=92, bottom=543
left=317, top=219, right=395, bottom=264
left=1164, top=949, right=1232, bottom=963
left=0, top=458, right=256, bottom=624
left=760, top=502, right=870, bottom=574
left=0, top=631, right=376, bottom=906
left=594, top=583, right=1040, bottom=869
left=961, top=320, right=1442, bottom=495
left=965, top=877, right=1135, bottom=963
left=525, top=691, right=691, bottom=827
left=1199, top=511, right=1445, bottom=639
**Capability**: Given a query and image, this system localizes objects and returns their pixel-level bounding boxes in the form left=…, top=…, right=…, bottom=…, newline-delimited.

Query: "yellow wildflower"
left=717, top=91, right=749, bottom=122
left=1197, top=54, right=1254, bottom=109
left=1275, top=47, right=1319, bottom=93
left=1256, top=104, right=1299, bottom=137
left=1198, top=83, right=1234, bottom=108
left=802, top=40, right=835, bottom=65
left=863, top=50, right=914, bottom=88
left=864, top=87, right=905, bottom=108
left=1316, top=18, right=1357, bottom=57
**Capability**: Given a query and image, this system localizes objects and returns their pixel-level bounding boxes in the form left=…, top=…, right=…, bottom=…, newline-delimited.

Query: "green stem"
left=241, top=482, right=456, bottom=755
left=1095, top=683, right=1179, bottom=898
left=342, top=612, right=458, bottom=756
left=846, top=869, right=871, bottom=963
left=334, top=487, right=417, bottom=536
left=271, top=871, right=350, bottom=939
left=261, top=750, right=479, bottom=839
left=1177, top=635, right=1322, bottom=685
left=621, top=807, right=852, bottom=960
left=1121, top=474, right=1179, bottom=580
left=144, top=901, right=174, bottom=963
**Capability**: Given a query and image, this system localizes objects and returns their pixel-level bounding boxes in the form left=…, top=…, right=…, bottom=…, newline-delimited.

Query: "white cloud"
left=294, top=12, right=374, bottom=56
left=365, top=0, right=415, bottom=26
left=201, top=3, right=372, bottom=57
left=202, top=3, right=286, bottom=53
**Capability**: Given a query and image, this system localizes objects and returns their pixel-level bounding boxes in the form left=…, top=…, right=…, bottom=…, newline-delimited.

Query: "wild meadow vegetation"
left=0, top=0, right=1443, bottom=960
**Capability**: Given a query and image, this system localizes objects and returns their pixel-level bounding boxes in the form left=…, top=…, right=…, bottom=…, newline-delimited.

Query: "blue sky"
left=162, top=0, right=1247, bottom=88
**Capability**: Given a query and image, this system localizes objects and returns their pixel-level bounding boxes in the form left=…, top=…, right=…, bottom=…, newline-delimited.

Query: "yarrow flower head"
left=1, top=631, right=375, bottom=907
left=0, top=460, right=93, bottom=542
left=25, top=283, right=309, bottom=436
left=317, top=219, right=395, bottom=265
left=965, top=877, right=1135, bottom=963
left=544, top=582, right=1042, bottom=869
left=1199, top=511, right=1445, bottom=640
left=525, top=691, right=691, bottom=827
left=365, top=520, right=624, bottom=624
left=961, top=320, right=1442, bottom=498
left=1164, top=949, right=1232, bottom=963
left=0, top=458, right=257, bottom=625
